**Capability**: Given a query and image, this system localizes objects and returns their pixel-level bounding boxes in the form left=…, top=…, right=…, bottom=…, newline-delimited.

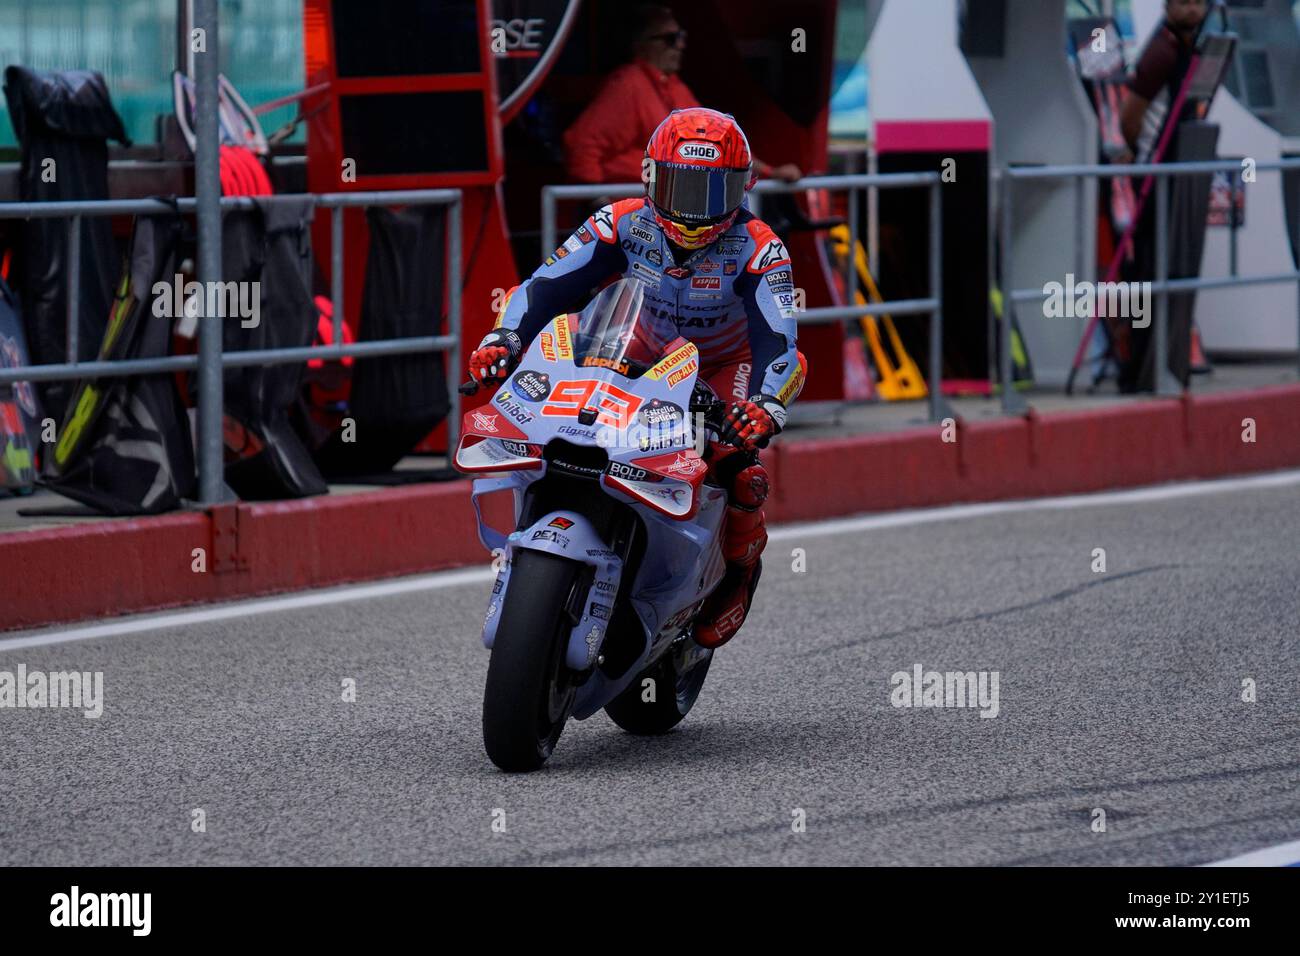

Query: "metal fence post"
left=928, top=179, right=953, bottom=423
left=65, top=215, right=81, bottom=364
left=193, top=0, right=225, bottom=504
left=999, top=174, right=1026, bottom=414
left=540, top=187, right=556, bottom=262
left=446, top=192, right=463, bottom=458
left=330, top=204, right=344, bottom=348
left=1154, top=174, right=1179, bottom=396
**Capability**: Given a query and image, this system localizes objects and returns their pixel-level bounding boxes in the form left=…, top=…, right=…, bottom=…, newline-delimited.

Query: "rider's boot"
left=694, top=459, right=769, bottom=649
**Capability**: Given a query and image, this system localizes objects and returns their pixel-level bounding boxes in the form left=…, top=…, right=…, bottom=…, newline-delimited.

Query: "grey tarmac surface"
left=2, top=474, right=1298, bottom=866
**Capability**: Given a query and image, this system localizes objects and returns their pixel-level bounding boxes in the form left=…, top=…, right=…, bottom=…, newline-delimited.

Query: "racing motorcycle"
left=455, top=278, right=734, bottom=772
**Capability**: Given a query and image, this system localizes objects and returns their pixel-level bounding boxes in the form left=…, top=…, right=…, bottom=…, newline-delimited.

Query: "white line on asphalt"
left=5, top=468, right=1299, bottom=651
left=1204, top=838, right=1300, bottom=866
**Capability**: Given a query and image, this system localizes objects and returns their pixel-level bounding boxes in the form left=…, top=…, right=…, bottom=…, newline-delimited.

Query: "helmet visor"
left=648, top=162, right=750, bottom=222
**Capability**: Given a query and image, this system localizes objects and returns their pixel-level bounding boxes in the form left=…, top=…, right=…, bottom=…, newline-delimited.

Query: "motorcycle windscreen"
left=572, top=278, right=684, bottom=379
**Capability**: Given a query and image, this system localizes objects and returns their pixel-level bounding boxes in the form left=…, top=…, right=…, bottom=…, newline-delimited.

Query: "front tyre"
left=604, top=634, right=713, bottom=735
left=482, top=549, right=583, bottom=772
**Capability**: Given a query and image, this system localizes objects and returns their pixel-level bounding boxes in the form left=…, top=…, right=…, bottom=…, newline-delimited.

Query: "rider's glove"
left=719, top=394, right=786, bottom=452
left=468, top=329, right=523, bottom=386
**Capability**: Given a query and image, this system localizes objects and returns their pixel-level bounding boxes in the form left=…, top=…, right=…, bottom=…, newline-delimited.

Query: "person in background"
left=563, top=3, right=801, bottom=186
left=1119, top=0, right=1209, bottom=158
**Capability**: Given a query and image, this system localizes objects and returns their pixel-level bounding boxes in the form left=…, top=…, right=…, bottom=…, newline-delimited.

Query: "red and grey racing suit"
left=493, top=196, right=805, bottom=579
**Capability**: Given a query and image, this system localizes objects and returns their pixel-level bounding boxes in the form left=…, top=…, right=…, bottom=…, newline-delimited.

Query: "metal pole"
left=331, top=205, right=344, bottom=348
left=65, top=215, right=81, bottom=364
left=928, top=180, right=952, bottom=423
left=193, top=0, right=225, bottom=504
left=541, top=187, right=556, bottom=262
left=845, top=185, right=858, bottom=308
left=999, top=176, right=1026, bottom=414
left=1153, top=174, right=1178, bottom=396
left=1228, top=171, right=1240, bottom=277
left=446, top=194, right=463, bottom=458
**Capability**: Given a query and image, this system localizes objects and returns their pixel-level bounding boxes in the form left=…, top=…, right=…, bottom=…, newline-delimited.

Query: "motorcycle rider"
left=469, top=107, right=805, bottom=648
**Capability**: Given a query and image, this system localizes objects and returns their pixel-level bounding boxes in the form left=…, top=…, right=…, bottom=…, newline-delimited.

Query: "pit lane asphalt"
left=2, top=472, right=1298, bottom=865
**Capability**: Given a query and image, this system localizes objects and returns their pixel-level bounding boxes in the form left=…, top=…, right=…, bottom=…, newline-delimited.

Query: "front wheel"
left=482, top=549, right=584, bottom=772
left=604, top=634, right=713, bottom=735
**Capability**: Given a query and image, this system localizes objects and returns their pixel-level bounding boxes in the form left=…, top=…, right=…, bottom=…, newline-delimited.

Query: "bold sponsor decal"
left=665, top=358, right=698, bottom=388
left=500, top=439, right=534, bottom=457
left=645, top=341, right=697, bottom=380
left=511, top=369, right=552, bottom=401
left=691, top=276, right=721, bottom=290
left=629, top=224, right=655, bottom=243
left=542, top=379, right=644, bottom=429
left=764, top=269, right=792, bottom=289
left=748, top=237, right=789, bottom=273
left=606, top=461, right=649, bottom=482
left=677, top=141, right=720, bottom=162
left=637, top=399, right=684, bottom=429
left=548, top=516, right=575, bottom=530
left=553, top=316, right=574, bottom=359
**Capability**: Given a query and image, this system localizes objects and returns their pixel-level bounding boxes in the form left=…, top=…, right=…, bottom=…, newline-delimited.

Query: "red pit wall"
left=3, top=386, right=1298, bottom=631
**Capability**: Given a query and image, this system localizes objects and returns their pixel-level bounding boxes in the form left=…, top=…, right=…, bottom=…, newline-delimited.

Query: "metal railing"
left=0, top=188, right=464, bottom=493
left=540, top=171, right=952, bottom=422
left=998, top=157, right=1300, bottom=411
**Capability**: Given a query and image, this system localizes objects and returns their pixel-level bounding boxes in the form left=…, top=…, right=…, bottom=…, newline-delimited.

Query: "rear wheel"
left=482, top=549, right=584, bottom=772
left=604, top=633, right=713, bottom=735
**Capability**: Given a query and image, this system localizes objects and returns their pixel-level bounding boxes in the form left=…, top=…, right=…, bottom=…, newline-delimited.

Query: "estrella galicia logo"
left=637, top=399, right=684, bottom=429
left=511, top=369, right=552, bottom=402
left=646, top=248, right=663, bottom=266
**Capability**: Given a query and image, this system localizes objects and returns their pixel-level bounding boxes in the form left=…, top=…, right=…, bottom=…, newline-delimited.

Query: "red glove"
left=719, top=395, right=786, bottom=451
left=468, top=329, right=522, bottom=386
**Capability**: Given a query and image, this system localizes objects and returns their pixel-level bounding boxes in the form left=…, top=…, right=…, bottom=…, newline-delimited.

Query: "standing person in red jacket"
left=563, top=3, right=801, bottom=186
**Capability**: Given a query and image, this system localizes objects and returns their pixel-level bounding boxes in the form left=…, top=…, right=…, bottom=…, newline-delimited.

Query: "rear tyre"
left=604, top=634, right=713, bottom=736
left=482, top=549, right=583, bottom=772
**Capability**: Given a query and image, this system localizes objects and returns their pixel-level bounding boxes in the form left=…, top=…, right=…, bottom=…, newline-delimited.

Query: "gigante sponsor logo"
left=889, top=663, right=1000, bottom=718
left=0, top=664, right=103, bottom=718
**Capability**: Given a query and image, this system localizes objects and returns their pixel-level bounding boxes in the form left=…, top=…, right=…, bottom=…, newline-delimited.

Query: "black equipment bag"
left=221, top=196, right=328, bottom=499
left=314, top=205, right=450, bottom=477
left=2, top=66, right=129, bottom=420
left=46, top=214, right=196, bottom=514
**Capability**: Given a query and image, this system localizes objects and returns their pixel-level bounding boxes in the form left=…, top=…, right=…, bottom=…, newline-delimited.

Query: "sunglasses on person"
left=645, top=29, right=688, bottom=46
